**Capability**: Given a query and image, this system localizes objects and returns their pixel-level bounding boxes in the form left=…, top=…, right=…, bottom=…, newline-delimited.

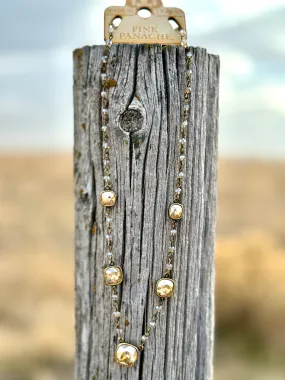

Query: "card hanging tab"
left=104, top=0, right=187, bottom=45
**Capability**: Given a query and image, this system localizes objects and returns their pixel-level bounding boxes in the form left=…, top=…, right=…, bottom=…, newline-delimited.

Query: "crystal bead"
left=149, top=321, right=156, bottom=328
left=179, top=155, right=186, bottom=161
left=182, top=120, right=188, bottom=127
left=101, top=90, right=107, bottom=98
left=178, top=172, right=184, bottom=178
left=103, top=142, right=109, bottom=149
left=166, top=263, right=173, bottom=270
left=170, top=229, right=177, bottom=236
left=184, top=104, right=190, bottom=110
left=103, top=175, right=110, bottom=181
left=186, top=51, right=193, bottom=58
left=180, top=138, right=186, bottom=144
left=115, top=343, right=139, bottom=367
left=181, top=38, right=187, bottom=45
left=113, top=311, right=121, bottom=318
left=169, top=203, right=183, bottom=220
left=100, top=190, right=116, bottom=207
left=156, top=305, right=162, bottom=312
left=179, top=29, right=185, bottom=36
left=106, top=234, right=111, bottom=240
left=185, top=87, right=191, bottom=94
left=117, top=328, right=123, bottom=334
left=101, top=56, right=108, bottom=63
left=112, top=294, right=118, bottom=300
left=175, top=188, right=182, bottom=194
left=106, top=217, right=113, bottom=223
left=141, top=335, right=148, bottom=342
left=186, top=69, right=192, bottom=76
left=155, top=278, right=175, bottom=298
left=102, top=108, right=109, bottom=114
left=106, top=251, right=113, bottom=257
left=105, top=39, right=112, bottom=46
left=101, top=73, right=107, bottom=80
left=103, top=159, right=110, bottom=166
left=101, top=126, right=108, bottom=132
left=109, top=25, right=114, bottom=32
left=104, top=266, right=123, bottom=286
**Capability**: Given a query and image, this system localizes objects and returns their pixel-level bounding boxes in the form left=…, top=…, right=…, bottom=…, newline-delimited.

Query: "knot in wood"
left=120, top=109, right=143, bottom=133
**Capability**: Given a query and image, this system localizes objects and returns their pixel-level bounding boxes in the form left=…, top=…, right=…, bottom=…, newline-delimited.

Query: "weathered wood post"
left=74, top=45, right=219, bottom=380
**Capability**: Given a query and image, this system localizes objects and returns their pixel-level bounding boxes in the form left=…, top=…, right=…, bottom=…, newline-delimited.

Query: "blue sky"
left=0, top=0, right=284, bottom=157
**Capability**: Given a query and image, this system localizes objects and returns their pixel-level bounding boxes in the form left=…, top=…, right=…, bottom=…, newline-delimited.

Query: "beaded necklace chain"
left=99, top=23, right=192, bottom=367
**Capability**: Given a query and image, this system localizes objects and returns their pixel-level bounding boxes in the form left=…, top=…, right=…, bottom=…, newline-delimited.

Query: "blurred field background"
left=1, top=0, right=285, bottom=379
left=1, top=155, right=285, bottom=379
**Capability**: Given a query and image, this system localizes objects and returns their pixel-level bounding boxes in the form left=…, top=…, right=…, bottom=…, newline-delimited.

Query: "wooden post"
left=74, top=45, right=220, bottom=380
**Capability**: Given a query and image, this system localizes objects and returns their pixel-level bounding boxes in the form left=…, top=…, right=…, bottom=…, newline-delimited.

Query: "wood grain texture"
left=74, top=45, right=220, bottom=380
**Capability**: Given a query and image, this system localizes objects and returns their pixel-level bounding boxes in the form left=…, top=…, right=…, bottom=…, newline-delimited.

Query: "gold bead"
left=115, top=343, right=139, bottom=367
left=169, top=203, right=183, bottom=220
left=155, top=278, right=175, bottom=298
left=100, top=190, right=116, bottom=207
left=104, top=266, right=123, bottom=286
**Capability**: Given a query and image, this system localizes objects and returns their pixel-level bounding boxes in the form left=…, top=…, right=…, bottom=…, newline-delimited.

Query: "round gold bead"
left=169, top=203, right=183, bottom=220
left=155, top=278, right=175, bottom=298
left=115, top=343, right=139, bottom=367
left=100, top=190, right=116, bottom=207
left=104, top=266, right=123, bottom=286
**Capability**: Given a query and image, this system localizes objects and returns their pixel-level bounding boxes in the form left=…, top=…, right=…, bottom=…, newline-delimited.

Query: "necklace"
left=99, top=22, right=192, bottom=368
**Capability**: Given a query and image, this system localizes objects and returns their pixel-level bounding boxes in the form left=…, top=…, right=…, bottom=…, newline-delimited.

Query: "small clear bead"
left=106, top=39, right=112, bottom=46
left=101, top=56, right=108, bottom=63
left=149, top=321, right=156, bottom=328
left=178, top=172, right=184, bottom=178
left=156, top=305, right=162, bottom=312
left=179, top=155, right=186, bottom=161
left=141, top=335, right=148, bottom=342
left=101, top=90, right=107, bottom=98
left=182, top=120, right=188, bottom=127
left=181, top=38, right=187, bottom=45
left=186, top=69, right=192, bottom=76
left=103, top=108, right=109, bottom=115
left=184, top=104, right=190, bottom=110
left=106, top=233, right=111, bottom=240
left=169, top=246, right=175, bottom=253
left=106, top=251, right=113, bottom=257
left=170, top=229, right=177, bottom=236
left=179, top=29, right=185, bottom=36
left=180, top=138, right=186, bottom=144
left=109, top=24, right=114, bottom=32
left=186, top=51, right=193, bottom=58
left=112, top=294, right=118, bottom=300
left=175, top=188, right=182, bottom=194
left=101, top=73, right=107, bottom=80
left=103, top=159, right=110, bottom=166
left=103, top=142, right=109, bottom=149
left=117, top=328, right=123, bottom=334
left=102, top=125, right=108, bottom=132
left=106, top=217, right=112, bottom=223
left=166, top=263, right=173, bottom=270
left=113, top=311, right=121, bottom=318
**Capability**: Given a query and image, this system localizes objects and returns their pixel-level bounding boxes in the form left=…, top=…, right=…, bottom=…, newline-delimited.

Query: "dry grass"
left=216, top=232, right=285, bottom=356
left=1, top=154, right=285, bottom=379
